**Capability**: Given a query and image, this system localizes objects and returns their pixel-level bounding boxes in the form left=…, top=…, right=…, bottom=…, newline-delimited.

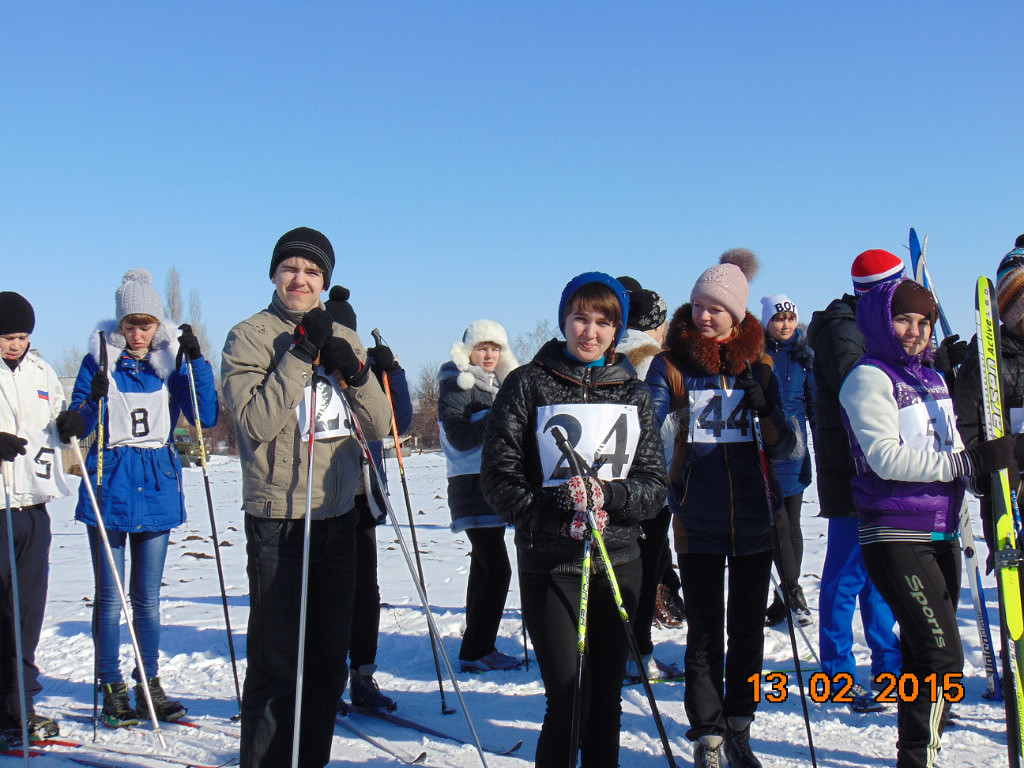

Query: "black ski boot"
left=788, top=582, right=813, bottom=627
left=724, top=716, right=763, bottom=768
left=349, top=664, right=397, bottom=711
left=134, top=677, right=187, bottom=722
left=693, top=734, right=725, bottom=768
left=27, top=713, right=59, bottom=741
left=100, top=682, right=140, bottom=728
left=764, top=596, right=787, bottom=627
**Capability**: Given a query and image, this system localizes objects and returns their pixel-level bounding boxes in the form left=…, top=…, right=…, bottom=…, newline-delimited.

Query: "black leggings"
left=520, top=558, right=641, bottom=768
left=862, top=539, right=963, bottom=768
left=460, top=527, right=512, bottom=661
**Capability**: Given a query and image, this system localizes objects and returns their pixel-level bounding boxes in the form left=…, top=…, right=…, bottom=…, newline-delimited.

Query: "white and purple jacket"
left=839, top=279, right=966, bottom=536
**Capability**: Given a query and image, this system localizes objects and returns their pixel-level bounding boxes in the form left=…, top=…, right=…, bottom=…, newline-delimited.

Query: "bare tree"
left=187, top=288, right=213, bottom=362
left=408, top=361, right=441, bottom=449
left=54, top=345, right=86, bottom=378
left=513, top=319, right=555, bottom=364
left=165, top=267, right=183, bottom=325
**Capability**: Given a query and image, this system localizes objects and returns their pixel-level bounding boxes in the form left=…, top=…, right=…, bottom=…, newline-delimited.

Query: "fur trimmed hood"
left=616, top=328, right=663, bottom=380
left=88, top=318, right=181, bottom=380
left=664, top=303, right=765, bottom=377
left=444, top=319, right=519, bottom=391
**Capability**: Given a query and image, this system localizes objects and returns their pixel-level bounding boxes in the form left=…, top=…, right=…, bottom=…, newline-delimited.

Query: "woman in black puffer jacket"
left=481, top=272, right=666, bottom=768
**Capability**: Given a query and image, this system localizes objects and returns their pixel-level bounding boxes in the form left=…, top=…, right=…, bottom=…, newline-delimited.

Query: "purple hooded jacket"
left=841, top=279, right=965, bottom=534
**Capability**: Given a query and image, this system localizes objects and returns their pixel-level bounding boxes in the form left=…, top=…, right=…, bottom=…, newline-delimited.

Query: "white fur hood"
left=88, top=318, right=181, bottom=380
left=445, top=318, right=519, bottom=391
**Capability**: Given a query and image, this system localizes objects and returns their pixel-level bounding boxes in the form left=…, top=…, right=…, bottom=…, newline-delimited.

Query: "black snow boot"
left=350, top=664, right=397, bottom=711
left=101, top=682, right=140, bottom=728
left=724, top=716, right=763, bottom=768
left=134, top=677, right=187, bottom=722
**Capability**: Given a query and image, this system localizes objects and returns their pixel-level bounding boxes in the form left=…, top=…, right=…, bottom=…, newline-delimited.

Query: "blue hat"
left=558, top=272, right=630, bottom=345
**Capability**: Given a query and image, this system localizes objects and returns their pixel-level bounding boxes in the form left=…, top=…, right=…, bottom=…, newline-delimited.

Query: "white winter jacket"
left=0, top=349, right=71, bottom=508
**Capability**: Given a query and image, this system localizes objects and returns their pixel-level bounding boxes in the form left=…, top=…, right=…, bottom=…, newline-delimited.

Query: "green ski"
left=976, top=275, right=1024, bottom=766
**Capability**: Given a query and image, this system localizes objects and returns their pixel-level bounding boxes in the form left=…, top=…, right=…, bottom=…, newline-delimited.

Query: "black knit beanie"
left=0, top=292, right=35, bottom=335
left=270, top=227, right=335, bottom=286
left=324, top=285, right=357, bottom=331
left=1015, top=234, right=1024, bottom=249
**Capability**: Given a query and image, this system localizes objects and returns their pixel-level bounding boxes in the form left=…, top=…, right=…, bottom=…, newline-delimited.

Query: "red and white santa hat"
left=851, top=249, right=905, bottom=294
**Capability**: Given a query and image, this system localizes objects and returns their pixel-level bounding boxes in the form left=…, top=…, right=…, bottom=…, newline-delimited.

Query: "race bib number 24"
left=535, top=403, right=640, bottom=487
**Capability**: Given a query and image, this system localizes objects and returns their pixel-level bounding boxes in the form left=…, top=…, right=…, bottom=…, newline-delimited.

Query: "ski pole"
left=551, top=427, right=678, bottom=768
left=92, top=331, right=108, bottom=741
left=371, top=328, right=453, bottom=714
left=337, top=388, right=489, bottom=768
left=182, top=352, right=242, bottom=716
left=570, top=526, right=593, bottom=768
left=291, top=371, right=317, bottom=768
left=957, top=497, right=1002, bottom=700
left=2, top=462, right=31, bottom=767
left=748, top=398, right=817, bottom=768
left=69, top=437, right=166, bottom=749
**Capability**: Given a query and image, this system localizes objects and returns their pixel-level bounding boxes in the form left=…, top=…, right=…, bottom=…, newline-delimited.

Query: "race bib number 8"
left=536, top=403, right=640, bottom=486
left=688, top=389, right=751, bottom=444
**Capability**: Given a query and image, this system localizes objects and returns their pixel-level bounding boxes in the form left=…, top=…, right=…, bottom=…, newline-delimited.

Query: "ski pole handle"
left=372, top=328, right=385, bottom=347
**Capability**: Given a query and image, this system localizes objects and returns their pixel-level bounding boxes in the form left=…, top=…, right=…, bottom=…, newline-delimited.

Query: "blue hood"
left=855, top=278, right=935, bottom=368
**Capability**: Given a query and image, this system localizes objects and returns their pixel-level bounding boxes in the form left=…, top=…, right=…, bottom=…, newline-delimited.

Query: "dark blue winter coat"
left=764, top=329, right=816, bottom=498
left=646, top=307, right=796, bottom=557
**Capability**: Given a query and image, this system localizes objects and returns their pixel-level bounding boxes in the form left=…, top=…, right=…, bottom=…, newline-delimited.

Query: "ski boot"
left=349, top=664, right=397, bottom=711
left=724, top=716, right=763, bottom=768
left=134, top=677, right=187, bottom=722
left=27, top=713, right=59, bottom=741
left=847, top=683, right=885, bottom=713
left=693, top=734, right=725, bottom=768
left=459, top=650, right=520, bottom=673
left=101, top=682, right=140, bottom=728
left=788, top=582, right=813, bottom=627
left=764, top=596, right=787, bottom=627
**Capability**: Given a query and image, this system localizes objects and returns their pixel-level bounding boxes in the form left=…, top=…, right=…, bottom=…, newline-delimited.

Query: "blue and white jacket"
left=70, top=320, right=219, bottom=532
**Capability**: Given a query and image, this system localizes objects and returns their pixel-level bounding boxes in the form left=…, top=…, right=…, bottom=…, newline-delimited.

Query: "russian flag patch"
left=37, top=390, right=49, bottom=401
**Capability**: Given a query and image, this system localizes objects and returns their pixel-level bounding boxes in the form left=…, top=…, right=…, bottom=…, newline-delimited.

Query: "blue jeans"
left=86, top=527, right=170, bottom=685
left=818, top=518, right=901, bottom=680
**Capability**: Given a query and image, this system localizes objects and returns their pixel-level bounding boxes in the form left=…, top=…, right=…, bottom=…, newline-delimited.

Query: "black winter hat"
left=324, top=285, right=357, bottom=331
left=1015, top=234, right=1024, bottom=249
left=615, top=275, right=643, bottom=293
left=627, top=288, right=667, bottom=331
left=0, top=292, right=35, bottom=335
left=270, top=227, right=335, bottom=287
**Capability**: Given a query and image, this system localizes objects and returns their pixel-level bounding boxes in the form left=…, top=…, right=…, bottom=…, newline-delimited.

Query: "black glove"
left=321, top=337, right=368, bottom=386
left=55, top=410, right=86, bottom=443
left=90, top=372, right=109, bottom=403
left=175, top=323, right=202, bottom=368
left=369, top=344, right=398, bottom=376
left=0, top=432, right=28, bottom=462
left=290, top=307, right=334, bottom=364
left=962, top=435, right=1014, bottom=477
left=735, top=372, right=772, bottom=417
left=934, top=334, right=968, bottom=378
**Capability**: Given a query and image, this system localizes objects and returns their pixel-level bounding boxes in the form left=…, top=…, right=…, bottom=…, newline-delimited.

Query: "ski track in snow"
left=15, top=450, right=1011, bottom=766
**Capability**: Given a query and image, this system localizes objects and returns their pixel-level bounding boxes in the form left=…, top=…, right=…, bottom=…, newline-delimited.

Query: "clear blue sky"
left=3, top=2, right=1022, bottom=383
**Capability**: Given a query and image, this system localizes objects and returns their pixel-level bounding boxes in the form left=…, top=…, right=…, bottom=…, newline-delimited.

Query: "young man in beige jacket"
left=221, top=227, right=391, bottom=768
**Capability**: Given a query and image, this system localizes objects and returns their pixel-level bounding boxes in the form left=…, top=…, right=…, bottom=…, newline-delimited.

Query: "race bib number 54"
left=535, top=403, right=640, bottom=487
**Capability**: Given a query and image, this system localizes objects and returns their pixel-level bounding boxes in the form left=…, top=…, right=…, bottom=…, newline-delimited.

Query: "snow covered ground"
left=12, top=450, right=1013, bottom=766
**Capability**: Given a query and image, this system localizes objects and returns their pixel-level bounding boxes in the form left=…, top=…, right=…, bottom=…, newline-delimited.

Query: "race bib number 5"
left=688, top=389, right=751, bottom=444
left=535, top=403, right=640, bottom=487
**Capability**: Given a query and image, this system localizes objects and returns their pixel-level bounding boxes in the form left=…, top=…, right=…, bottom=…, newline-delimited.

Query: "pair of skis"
left=975, top=276, right=1024, bottom=767
left=910, top=229, right=1003, bottom=703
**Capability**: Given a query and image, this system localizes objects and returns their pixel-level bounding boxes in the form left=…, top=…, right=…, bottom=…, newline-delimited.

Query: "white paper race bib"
left=21, top=426, right=71, bottom=498
left=296, top=370, right=356, bottom=440
left=535, top=403, right=640, bottom=486
left=897, top=399, right=956, bottom=453
left=688, top=389, right=752, bottom=444
left=107, top=385, right=171, bottom=449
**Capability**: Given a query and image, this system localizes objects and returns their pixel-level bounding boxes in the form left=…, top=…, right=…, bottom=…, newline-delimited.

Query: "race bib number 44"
left=536, top=403, right=640, bottom=486
left=688, top=389, right=751, bottom=444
